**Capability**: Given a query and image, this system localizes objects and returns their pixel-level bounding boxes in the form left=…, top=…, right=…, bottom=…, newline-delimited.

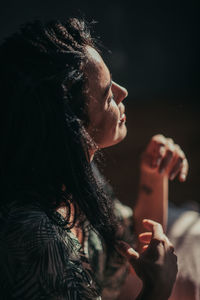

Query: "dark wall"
left=1, top=0, right=199, bottom=205
left=0, top=0, right=199, bottom=101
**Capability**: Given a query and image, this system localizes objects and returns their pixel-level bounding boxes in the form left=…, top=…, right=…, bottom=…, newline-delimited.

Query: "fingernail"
left=127, top=248, right=140, bottom=258
left=169, top=173, right=175, bottom=180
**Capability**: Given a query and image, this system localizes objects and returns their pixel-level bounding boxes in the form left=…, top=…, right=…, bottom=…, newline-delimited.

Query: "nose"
left=112, top=81, right=128, bottom=104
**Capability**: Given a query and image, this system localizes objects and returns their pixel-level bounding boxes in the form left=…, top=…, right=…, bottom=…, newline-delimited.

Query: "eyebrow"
left=103, top=74, right=112, bottom=98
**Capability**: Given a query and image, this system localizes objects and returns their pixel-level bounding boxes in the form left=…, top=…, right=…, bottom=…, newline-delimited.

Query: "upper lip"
left=119, top=105, right=125, bottom=118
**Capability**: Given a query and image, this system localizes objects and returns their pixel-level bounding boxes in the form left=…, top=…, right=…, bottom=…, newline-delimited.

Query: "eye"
left=107, top=94, right=115, bottom=106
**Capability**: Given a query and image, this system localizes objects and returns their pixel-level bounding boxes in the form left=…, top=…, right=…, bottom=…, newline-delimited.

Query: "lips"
left=118, top=113, right=126, bottom=124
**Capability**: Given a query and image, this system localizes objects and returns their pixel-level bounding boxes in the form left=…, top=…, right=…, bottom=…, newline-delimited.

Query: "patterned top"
left=0, top=196, right=134, bottom=300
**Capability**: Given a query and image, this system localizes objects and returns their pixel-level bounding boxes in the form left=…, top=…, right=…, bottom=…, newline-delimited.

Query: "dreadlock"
left=0, top=18, right=119, bottom=249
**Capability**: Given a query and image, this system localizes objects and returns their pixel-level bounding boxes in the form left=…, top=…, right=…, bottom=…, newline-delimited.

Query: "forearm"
left=133, top=134, right=188, bottom=237
left=134, top=170, right=168, bottom=235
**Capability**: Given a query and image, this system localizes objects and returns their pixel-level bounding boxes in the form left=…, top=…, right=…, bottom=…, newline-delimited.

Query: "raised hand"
left=116, top=219, right=178, bottom=300
left=140, top=134, right=189, bottom=182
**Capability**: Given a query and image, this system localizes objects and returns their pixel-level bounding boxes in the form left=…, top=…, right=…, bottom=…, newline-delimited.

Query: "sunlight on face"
left=84, top=46, right=128, bottom=151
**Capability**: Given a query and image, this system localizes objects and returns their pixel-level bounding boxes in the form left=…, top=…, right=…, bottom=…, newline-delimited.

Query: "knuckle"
left=157, top=223, right=163, bottom=231
left=173, top=146, right=187, bottom=161
left=167, top=138, right=174, bottom=144
left=153, top=221, right=161, bottom=228
left=174, top=145, right=182, bottom=155
left=179, top=149, right=185, bottom=158
left=154, top=225, right=164, bottom=236
left=152, top=134, right=166, bottom=143
left=174, top=144, right=181, bottom=150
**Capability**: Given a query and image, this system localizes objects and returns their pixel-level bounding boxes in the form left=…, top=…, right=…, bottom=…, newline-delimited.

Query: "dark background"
left=1, top=0, right=199, bottom=206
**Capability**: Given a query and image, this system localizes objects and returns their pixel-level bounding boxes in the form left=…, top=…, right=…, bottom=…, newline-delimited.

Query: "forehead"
left=84, top=46, right=110, bottom=94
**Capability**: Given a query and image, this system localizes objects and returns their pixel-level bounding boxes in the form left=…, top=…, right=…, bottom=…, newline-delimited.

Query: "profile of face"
left=84, top=46, right=128, bottom=151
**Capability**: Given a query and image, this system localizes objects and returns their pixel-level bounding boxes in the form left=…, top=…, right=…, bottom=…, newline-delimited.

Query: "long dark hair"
left=0, top=18, right=118, bottom=248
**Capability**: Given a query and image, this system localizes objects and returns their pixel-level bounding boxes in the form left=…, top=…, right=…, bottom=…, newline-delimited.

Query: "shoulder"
left=1, top=201, right=71, bottom=260
left=0, top=201, right=101, bottom=299
left=4, top=201, right=53, bottom=232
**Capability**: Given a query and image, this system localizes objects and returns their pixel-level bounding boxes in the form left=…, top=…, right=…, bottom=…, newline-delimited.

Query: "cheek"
left=103, top=108, right=119, bottom=129
left=91, top=108, right=120, bottom=146
left=102, top=105, right=119, bottom=129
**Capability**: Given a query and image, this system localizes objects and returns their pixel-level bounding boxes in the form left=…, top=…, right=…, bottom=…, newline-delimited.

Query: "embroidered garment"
left=0, top=197, right=134, bottom=300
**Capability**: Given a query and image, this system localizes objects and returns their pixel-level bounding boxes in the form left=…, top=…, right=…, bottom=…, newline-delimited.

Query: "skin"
left=57, top=46, right=128, bottom=243
left=58, top=46, right=189, bottom=299
left=134, top=134, right=189, bottom=237
left=117, top=219, right=178, bottom=300
left=84, top=46, right=128, bottom=155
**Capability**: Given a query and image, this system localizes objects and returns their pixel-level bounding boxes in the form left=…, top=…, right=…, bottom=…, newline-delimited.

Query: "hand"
left=116, top=219, right=178, bottom=300
left=140, top=134, right=189, bottom=182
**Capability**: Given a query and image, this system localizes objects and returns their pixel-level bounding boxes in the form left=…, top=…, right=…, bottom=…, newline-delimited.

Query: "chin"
left=115, top=127, right=127, bottom=145
left=101, top=126, right=127, bottom=149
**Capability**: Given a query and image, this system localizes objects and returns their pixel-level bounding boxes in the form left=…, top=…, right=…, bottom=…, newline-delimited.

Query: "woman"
left=0, top=18, right=188, bottom=299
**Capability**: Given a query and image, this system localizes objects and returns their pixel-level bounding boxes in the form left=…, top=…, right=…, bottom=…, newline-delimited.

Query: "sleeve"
left=2, top=204, right=101, bottom=300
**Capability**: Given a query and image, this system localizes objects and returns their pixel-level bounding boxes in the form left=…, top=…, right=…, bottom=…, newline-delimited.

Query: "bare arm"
left=134, top=134, right=188, bottom=237
left=134, top=172, right=168, bottom=235
left=117, top=134, right=188, bottom=300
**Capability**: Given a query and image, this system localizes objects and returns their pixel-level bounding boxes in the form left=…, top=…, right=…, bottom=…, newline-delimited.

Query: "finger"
left=169, top=157, right=184, bottom=180
left=167, top=138, right=174, bottom=144
left=179, top=158, right=189, bottom=182
left=141, top=225, right=174, bottom=251
left=163, top=235, right=175, bottom=252
left=141, top=245, right=149, bottom=253
left=144, top=135, right=166, bottom=168
left=159, top=147, right=174, bottom=174
left=142, top=219, right=165, bottom=241
left=116, top=241, right=139, bottom=262
left=168, top=146, right=185, bottom=180
left=151, top=134, right=167, bottom=145
left=139, top=232, right=152, bottom=243
left=152, top=145, right=166, bottom=168
left=142, top=219, right=164, bottom=235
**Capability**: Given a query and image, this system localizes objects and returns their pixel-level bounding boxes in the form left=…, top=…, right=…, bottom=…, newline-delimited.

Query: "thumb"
left=116, top=240, right=139, bottom=262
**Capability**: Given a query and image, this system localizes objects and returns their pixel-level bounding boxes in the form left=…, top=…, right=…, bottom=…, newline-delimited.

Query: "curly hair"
left=0, top=18, right=118, bottom=249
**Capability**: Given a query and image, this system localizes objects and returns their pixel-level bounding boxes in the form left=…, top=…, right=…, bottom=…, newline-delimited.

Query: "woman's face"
left=84, top=46, right=128, bottom=150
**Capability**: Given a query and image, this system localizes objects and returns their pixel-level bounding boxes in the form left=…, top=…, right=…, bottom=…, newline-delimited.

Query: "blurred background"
left=0, top=0, right=199, bottom=207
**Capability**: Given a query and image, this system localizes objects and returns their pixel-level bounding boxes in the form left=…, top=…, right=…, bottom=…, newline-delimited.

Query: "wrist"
left=140, top=165, right=168, bottom=181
